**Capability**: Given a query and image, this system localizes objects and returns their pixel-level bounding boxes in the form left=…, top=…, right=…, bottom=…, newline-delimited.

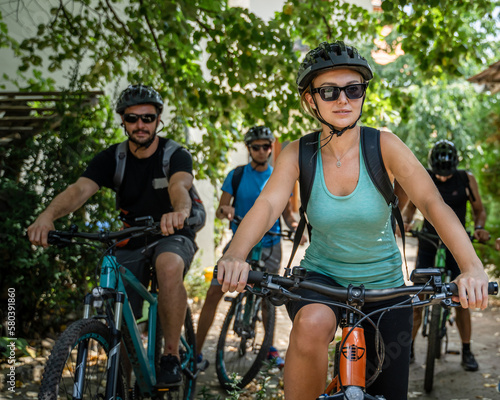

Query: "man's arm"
left=162, top=171, right=193, bottom=235
left=27, top=177, right=99, bottom=247
left=466, top=172, right=489, bottom=242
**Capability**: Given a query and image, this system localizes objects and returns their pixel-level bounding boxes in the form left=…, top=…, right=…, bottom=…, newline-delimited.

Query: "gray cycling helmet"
left=297, top=41, right=373, bottom=94
left=428, top=140, right=459, bottom=176
left=244, top=126, right=275, bottom=145
left=115, top=84, right=164, bottom=114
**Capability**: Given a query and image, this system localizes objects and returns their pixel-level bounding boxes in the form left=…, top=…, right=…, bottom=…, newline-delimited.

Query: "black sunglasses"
left=123, top=113, right=158, bottom=123
left=311, top=83, right=367, bottom=102
left=249, top=144, right=272, bottom=151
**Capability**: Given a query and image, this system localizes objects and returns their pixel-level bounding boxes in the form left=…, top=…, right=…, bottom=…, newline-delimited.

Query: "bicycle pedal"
left=447, top=350, right=460, bottom=355
left=197, top=359, right=210, bottom=372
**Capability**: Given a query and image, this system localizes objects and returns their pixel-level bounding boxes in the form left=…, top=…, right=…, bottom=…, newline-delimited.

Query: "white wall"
left=1, top=0, right=374, bottom=269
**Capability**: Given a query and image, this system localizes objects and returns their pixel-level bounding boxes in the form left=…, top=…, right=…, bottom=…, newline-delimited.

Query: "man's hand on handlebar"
left=160, top=210, right=190, bottom=235
left=27, top=214, right=55, bottom=248
left=218, top=205, right=235, bottom=221
left=473, top=227, right=490, bottom=243
left=217, top=254, right=250, bottom=293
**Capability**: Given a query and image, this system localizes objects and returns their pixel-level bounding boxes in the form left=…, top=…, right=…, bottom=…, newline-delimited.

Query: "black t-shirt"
left=82, top=137, right=195, bottom=246
left=421, top=169, right=468, bottom=250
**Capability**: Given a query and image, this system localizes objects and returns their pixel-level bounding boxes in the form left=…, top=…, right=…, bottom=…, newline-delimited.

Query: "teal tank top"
left=300, top=140, right=404, bottom=289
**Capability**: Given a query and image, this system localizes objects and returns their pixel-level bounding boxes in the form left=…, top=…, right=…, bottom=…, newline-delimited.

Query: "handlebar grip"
left=247, top=270, right=265, bottom=284
left=448, top=282, right=498, bottom=296
left=212, top=267, right=265, bottom=285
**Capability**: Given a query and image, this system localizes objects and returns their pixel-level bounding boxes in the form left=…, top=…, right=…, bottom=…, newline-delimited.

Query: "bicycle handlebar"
left=215, top=267, right=498, bottom=305
left=47, top=215, right=201, bottom=246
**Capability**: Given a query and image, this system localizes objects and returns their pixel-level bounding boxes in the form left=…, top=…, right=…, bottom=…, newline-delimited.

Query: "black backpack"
left=285, top=126, right=406, bottom=272
left=113, top=139, right=207, bottom=232
left=231, top=165, right=245, bottom=205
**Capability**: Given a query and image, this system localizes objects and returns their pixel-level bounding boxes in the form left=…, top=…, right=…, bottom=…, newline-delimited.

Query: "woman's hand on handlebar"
left=27, top=214, right=55, bottom=248
left=217, top=254, right=250, bottom=293
left=453, top=267, right=489, bottom=310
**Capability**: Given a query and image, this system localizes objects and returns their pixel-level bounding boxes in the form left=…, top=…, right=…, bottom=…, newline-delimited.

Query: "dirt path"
left=2, top=236, right=499, bottom=399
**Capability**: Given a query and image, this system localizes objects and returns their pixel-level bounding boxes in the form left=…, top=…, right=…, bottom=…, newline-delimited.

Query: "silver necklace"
left=334, top=132, right=359, bottom=168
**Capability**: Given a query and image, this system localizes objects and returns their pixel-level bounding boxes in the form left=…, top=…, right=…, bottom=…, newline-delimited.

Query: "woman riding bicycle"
left=216, top=41, right=489, bottom=400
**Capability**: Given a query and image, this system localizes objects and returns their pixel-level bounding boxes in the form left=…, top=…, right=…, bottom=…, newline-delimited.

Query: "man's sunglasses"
left=249, top=144, right=272, bottom=151
left=311, top=83, right=367, bottom=102
left=123, top=113, right=158, bottom=123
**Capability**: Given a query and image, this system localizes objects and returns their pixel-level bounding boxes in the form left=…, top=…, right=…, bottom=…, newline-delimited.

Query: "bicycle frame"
left=75, top=251, right=160, bottom=398
left=321, top=290, right=382, bottom=400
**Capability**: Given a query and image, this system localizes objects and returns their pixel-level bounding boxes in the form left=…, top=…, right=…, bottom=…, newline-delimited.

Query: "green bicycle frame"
left=97, top=254, right=159, bottom=396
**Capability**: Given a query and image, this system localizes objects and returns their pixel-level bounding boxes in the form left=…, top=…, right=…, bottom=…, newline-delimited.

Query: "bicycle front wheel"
left=39, top=318, right=128, bottom=400
left=215, top=294, right=275, bottom=390
left=424, top=305, right=442, bottom=393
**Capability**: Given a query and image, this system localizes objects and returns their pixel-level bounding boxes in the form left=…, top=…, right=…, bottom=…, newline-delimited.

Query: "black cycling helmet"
left=296, top=41, right=373, bottom=95
left=244, top=126, right=275, bottom=145
left=428, top=140, right=459, bottom=176
left=115, top=84, right=164, bottom=114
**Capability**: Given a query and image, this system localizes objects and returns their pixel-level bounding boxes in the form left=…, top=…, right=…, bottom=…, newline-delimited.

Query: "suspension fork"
left=104, top=291, right=124, bottom=400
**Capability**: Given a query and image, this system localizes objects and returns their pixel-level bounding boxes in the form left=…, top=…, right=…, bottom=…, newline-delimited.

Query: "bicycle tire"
left=151, top=307, right=197, bottom=400
left=39, top=318, right=128, bottom=400
left=215, top=294, right=275, bottom=390
left=424, top=305, right=442, bottom=393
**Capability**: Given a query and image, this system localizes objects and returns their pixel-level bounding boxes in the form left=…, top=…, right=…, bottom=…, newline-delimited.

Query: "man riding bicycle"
left=404, top=139, right=490, bottom=371
left=27, top=84, right=198, bottom=388
left=196, top=125, right=304, bottom=369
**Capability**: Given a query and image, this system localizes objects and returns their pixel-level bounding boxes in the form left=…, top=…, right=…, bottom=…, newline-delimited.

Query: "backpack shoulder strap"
left=285, top=131, right=320, bottom=275
left=113, top=140, right=128, bottom=210
left=360, top=127, right=397, bottom=207
left=113, top=141, right=128, bottom=191
left=299, top=131, right=320, bottom=214
left=161, top=139, right=182, bottom=178
left=360, top=126, right=407, bottom=274
left=231, top=165, right=245, bottom=205
left=457, top=170, right=476, bottom=202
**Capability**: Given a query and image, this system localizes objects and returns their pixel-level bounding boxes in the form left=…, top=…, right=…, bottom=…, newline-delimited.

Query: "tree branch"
left=322, top=15, right=332, bottom=41
left=104, top=0, right=133, bottom=38
left=194, top=16, right=219, bottom=44
left=139, top=0, right=168, bottom=75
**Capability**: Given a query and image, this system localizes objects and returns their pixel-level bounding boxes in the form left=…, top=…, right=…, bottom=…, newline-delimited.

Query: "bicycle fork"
left=73, top=290, right=124, bottom=400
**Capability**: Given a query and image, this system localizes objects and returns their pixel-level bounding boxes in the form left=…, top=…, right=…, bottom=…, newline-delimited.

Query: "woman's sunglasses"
left=249, top=144, right=272, bottom=151
left=311, top=83, right=367, bottom=102
left=123, top=113, right=158, bottom=123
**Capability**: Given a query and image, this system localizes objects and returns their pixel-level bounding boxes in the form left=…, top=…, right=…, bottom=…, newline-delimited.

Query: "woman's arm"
left=380, top=131, right=488, bottom=310
left=218, top=141, right=300, bottom=293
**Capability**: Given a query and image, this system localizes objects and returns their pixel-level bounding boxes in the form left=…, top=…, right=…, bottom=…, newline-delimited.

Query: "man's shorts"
left=416, top=245, right=460, bottom=280
left=116, top=235, right=197, bottom=318
left=211, top=241, right=282, bottom=285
